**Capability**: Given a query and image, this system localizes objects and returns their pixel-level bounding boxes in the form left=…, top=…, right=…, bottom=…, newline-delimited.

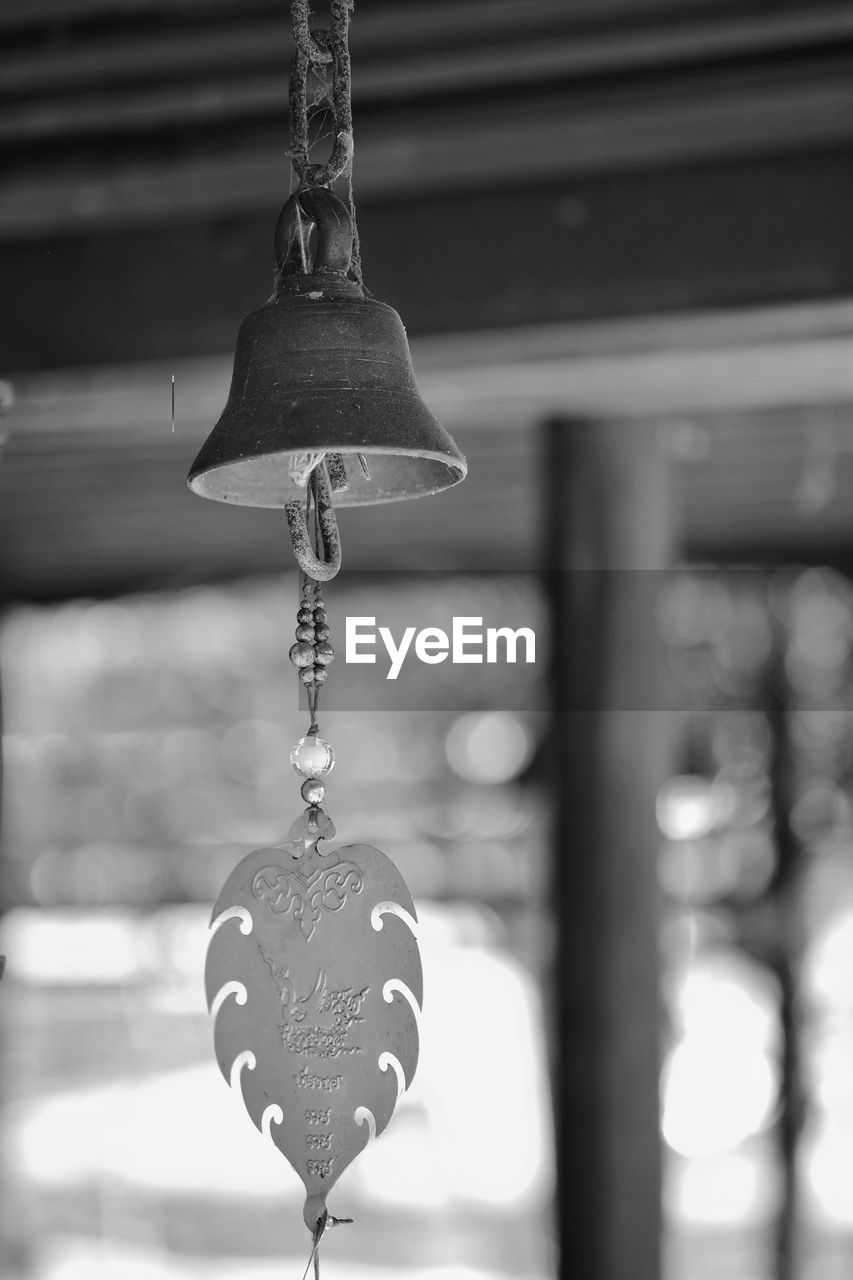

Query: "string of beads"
left=289, top=580, right=336, bottom=688
left=288, top=537, right=337, bottom=817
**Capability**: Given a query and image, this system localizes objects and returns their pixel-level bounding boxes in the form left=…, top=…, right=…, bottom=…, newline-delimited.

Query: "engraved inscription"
left=283, top=978, right=368, bottom=1059
left=307, top=1158, right=335, bottom=1178
left=295, top=1067, right=343, bottom=1091
left=305, top=1109, right=331, bottom=1126
left=306, top=1133, right=333, bottom=1150
left=258, top=952, right=369, bottom=1060
left=253, top=861, right=363, bottom=940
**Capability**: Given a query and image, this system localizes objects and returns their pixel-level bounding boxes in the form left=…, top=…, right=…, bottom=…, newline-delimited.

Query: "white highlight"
left=354, top=1106, right=377, bottom=1140
left=378, top=1052, right=406, bottom=1100
left=209, top=980, right=247, bottom=1020
left=210, top=905, right=252, bottom=937
left=8, top=1062, right=298, bottom=1200
left=371, top=900, right=418, bottom=938
left=665, top=1148, right=780, bottom=1227
left=347, top=935, right=552, bottom=1213
left=262, top=1104, right=284, bottom=1141
left=384, top=977, right=423, bottom=1024
left=228, top=1049, right=256, bottom=1093
left=662, top=955, right=778, bottom=1158
left=662, top=1039, right=776, bottom=1158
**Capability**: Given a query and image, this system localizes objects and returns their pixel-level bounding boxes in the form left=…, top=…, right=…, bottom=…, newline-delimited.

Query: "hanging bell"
left=187, top=188, right=466, bottom=507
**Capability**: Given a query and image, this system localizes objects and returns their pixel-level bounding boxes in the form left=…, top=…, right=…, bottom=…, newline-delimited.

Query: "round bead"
left=313, top=608, right=327, bottom=624
left=315, top=624, right=331, bottom=642
left=301, top=778, right=326, bottom=805
left=295, top=623, right=315, bottom=642
left=299, top=666, right=316, bottom=686
left=297, top=607, right=314, bottom=624
left=291, top=735, right=335, bottom=778
left=314, top=642, right=335, bottom=666
left=312, top=665, right=327, bottom=684
left=313, top=596, right=325, bottom=611
left=289, top=641, right=315, bottom=669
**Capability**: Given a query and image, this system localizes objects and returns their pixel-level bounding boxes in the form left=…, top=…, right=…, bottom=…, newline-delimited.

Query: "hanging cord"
left=288, top=465, right=339, bottom=735
left=306, top=473, right=322, bottom=732
left=299, top=1210, right=353, bottom=1280
left=288, top=0, right=364, bottom=288
left=299, top=1212, right=325, bottom=1280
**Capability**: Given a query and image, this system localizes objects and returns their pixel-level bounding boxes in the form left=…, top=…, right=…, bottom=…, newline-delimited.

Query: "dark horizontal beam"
left=4, top=146, right=853, bottom=372
left=3, top=0, right=853, bottom=244
left=6, top=48, right=853, bottom=158
left=0, top=0, right=788, bottom=39
left=4, top=4, right=852, bottom=101
left=5, top=57, right=853, bottom=239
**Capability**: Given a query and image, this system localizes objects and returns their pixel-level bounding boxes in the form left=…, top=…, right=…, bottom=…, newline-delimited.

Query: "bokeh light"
left=445, top=713, right=534, bottom=785
left=662, top=953, right=779, bottom=1159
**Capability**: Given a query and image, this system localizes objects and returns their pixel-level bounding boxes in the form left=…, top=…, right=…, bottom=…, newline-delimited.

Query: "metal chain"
left=288, top=0, right=363, bottom=286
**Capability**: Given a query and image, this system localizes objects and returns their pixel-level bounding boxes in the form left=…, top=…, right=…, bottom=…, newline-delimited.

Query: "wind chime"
left=187, top=2, right=466, bottom=1273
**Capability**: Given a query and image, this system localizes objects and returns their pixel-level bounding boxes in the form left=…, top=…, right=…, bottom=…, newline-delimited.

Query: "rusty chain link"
left=289, top=0, right=362, bottom=285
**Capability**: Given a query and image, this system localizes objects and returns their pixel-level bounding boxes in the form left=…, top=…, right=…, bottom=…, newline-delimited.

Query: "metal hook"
left=275, top=187, right=354, bottom=278
left=285, top=462, right=342, bottom=582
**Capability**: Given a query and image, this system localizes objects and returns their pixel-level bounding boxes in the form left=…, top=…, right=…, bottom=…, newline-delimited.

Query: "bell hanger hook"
left=275, top=188, right=355, bottom=284
left=285, top=461, right=342, bottom=582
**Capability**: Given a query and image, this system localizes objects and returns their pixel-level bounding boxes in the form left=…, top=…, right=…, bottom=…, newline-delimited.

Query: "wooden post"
left=543, top=418, right=672, bottom=1280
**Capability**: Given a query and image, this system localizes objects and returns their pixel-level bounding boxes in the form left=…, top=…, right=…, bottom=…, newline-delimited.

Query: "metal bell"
left=187, top=188, right=466, bottom=508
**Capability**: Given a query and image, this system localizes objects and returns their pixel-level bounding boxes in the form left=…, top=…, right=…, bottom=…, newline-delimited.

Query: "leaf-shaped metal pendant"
left=205, top=810, right=422, bottom=1230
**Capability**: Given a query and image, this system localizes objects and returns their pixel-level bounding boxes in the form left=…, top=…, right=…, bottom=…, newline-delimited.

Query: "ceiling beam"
left=4, top=64, right=853, bottom=238
left=0, top=0, right=822, bottom=40
left=3, top=2, right=853, bottom=240
left=4, top=149, right=853, bottom=371
left=3, top=5, right=852, bottom=100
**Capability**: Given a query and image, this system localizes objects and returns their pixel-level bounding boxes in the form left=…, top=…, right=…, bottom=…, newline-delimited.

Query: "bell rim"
left=187, top=444, right=467, bottom=509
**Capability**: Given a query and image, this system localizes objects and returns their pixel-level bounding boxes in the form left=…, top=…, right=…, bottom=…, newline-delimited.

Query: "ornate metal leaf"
left=205, top=812, right=422, bottom=1229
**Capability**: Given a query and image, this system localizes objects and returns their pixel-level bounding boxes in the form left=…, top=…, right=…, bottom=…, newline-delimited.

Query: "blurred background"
left=3, top=3, right=853, bottom=1280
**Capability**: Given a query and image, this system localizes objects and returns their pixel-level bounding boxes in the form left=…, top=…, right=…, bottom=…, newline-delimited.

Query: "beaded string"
left=288, top=467, right=337, bottom=824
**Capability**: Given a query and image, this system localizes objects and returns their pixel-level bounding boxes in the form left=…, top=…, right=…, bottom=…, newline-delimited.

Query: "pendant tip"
left=304, top=1192, right=328, bottom=1234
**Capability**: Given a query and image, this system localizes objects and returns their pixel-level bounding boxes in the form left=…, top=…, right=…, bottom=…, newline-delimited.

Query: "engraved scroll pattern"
left=253, top=861, right=364, bottom=941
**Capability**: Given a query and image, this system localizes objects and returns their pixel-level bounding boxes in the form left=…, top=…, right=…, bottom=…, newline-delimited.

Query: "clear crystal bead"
left=290, top=735, right=335, bottom=778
